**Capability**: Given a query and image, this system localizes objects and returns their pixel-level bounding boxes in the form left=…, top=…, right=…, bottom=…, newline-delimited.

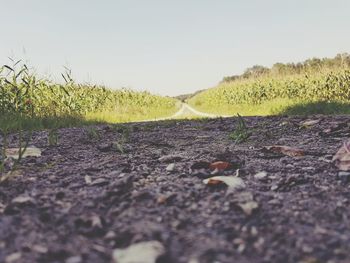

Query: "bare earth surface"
left=1, top=115, right=350, bottom=263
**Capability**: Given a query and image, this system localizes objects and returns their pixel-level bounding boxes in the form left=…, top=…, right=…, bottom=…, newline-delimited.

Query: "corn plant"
left=0, top=60, right=178, bottom=125
left=190, top=70, right=350, bottom=109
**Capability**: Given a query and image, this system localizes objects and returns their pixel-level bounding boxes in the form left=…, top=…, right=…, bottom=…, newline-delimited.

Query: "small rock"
left=190, top=161, right=210, bottom=170
left=104, top=231, right=116, bottom=240
left=97, top=143, right=112, bottom=152
left=112, top=241, right=165, bottom=263
left=0, top=202, right=3, bottom=213
left=338, top=171, right=350, bottom=182
left=158, top=154, right=183, bottom=163
left=271, top=184, right=279, bottom=191
left=32, top=245, right=48, bottom=254
left=301, top=244, right=313, bottom=253
left=254, top=171, right=268, bottom=180
left=251, top=226, right=258, bottom=236
left=157, top=195, right=168, bottom=204
left=239, top=201, right=259, bottom=216
left=91, top=215, right=103, bottom=229
left=5, top=252, right=22, bottom=263
left=166, top=163, right=175, bottom=172
left=253, top=237, right=265, bottom=250
left=91, top=178, right=109, bottom=186
left=84, top=175, right=92, bottom=184
left=268, top=199, right=281, bottom=205
left=314, top=225, right=328, bottom=235
left=12, top=195, right=35, bottom=205
left=233, top=192, right=259, bottom=215
left=65, top=256, right=82, bottom=263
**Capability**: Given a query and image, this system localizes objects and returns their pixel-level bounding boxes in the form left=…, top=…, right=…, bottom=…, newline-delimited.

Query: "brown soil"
left=1, top=115, right=350, bottom=263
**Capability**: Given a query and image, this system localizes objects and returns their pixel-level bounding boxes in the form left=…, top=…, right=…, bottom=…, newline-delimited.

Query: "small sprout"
left=113, top=141, right=125, bottom=154
left=86, top=127, right=100, bottom=140
left=0, top=129, right=34, bottom=184
left=229, top=114, right=250, bottom=143
left=48, top=129, right=59, bottom=146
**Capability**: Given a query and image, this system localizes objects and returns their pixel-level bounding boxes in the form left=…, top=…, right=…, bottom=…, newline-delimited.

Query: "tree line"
left=222, top=53, right=350, bottom=83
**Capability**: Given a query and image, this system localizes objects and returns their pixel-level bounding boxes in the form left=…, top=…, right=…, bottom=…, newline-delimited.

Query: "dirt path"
left=1, top=116, right=350, bottom=263
left=170, top=103, right=221, bottom=118
left=150, top=103, right=229, bottom=121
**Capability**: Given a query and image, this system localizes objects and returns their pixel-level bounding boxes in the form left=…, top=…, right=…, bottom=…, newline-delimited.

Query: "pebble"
left=65, top=256, right=82, bottom=263
left=12, top=195, right=35, bottom=205
left=113, top=241, right=165, bottom=263
left=166, top=163, right=175, bottom=172
left=91, top=178, right=109, bottom=186
left=158, top=154, right=183, bottom=163
left=271, top=185, right=279, bottom=191
left=104, top=231, right=116, bottom=240
left=254, top=171, right=268, bottom=180
left=97, top=143, right=112, bottom=152
left=5, top=252, right=22, bottom=263
left=32, top=244, right=48, bottom=254
left=338, top=171, right=350, bottom=182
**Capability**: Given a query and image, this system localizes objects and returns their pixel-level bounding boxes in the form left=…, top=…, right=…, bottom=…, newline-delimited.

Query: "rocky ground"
left=1, top=115, right=350, bottom=263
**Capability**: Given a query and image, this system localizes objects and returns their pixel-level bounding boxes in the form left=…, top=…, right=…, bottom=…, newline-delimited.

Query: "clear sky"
left=1, top=0, right=350, bottom=96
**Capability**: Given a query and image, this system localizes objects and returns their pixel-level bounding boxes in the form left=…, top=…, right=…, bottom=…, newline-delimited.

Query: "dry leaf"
left=203, top=176, right=245, bottom=190
left=263, top=145, right=304, bottom=157
left=332, top=140, right=350, bottom=171
left=113, top=241, right=165, bottom=263
left=209, top=161, right=232, bottom=171
left=5, top=147, right=41, bottom=159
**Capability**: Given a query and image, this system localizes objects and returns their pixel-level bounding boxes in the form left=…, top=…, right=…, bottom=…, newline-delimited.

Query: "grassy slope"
left=0, top=101, right=181, bottom=133
left=189, top=98, right=350, bottom=116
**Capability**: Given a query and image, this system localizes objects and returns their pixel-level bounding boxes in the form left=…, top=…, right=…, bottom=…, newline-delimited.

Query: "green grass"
left=85, top=101, right=181, bottom=123
left=0, top=114, right=102, bottom=133
left=0, top=103, right=181, bottom=133
left=229, top=114, right=250, bottom=143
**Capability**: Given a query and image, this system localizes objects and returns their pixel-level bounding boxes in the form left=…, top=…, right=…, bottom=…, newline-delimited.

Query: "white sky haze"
left=1, top=0, right=350, bottom=96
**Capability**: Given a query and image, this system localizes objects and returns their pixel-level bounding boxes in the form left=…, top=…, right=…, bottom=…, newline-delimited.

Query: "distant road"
left=146, top=103, right=230, bottom=122
left=171, top=103, right=219, bottom=118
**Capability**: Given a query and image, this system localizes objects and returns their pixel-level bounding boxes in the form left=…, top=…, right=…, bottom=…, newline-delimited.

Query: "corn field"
left=0, top=61, right=177, bottom=120
left=190, top=70, right=350, bottom=108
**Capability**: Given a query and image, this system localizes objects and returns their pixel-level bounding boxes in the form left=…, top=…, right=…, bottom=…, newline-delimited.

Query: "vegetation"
left=189, top=54, right=350, bottom=116
left=229, top=114, right=250, bottom=143
left=221, top=53, right=350, bottom=82
left=0, top=60, right=179, bottom=132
